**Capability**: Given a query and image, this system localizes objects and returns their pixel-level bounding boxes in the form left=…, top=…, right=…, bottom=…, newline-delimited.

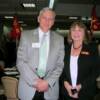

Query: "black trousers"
left=32, top=90, right=45, bottom=100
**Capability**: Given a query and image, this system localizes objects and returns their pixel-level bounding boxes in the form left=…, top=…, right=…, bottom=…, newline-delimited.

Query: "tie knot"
left=43, top=33, right=47, bottom=37
left=42, top=34, right=47, bottom=40
left=41, top=34, right=47, bottom=45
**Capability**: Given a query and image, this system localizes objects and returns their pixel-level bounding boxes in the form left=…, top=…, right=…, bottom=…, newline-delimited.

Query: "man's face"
left=38, top=10, right=55, bottom=32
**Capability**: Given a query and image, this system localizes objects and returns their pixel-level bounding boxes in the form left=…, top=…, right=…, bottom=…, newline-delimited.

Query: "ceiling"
left=59, top=0, right=100, bottom=4
left=0, top=0, right=100, bottom=30
left=0, top=0, right=99, bottom=15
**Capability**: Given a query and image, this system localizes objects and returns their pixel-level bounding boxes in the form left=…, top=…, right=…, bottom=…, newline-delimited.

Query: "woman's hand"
left=64, top=81, right=73, bottom=97
left=75, top=84, right=82, bottom=92
left=70, top=84, right=82, bottom=98
left=64, top=81, right=82, bottom=99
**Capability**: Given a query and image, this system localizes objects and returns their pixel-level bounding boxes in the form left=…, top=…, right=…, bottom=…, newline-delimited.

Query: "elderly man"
left=17, top=7, right=64, bottom=100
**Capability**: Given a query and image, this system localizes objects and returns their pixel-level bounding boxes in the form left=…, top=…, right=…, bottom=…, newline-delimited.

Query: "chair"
left=0, top=83, right=5, bottom=100
left=1, top=76, right=18, bottom=100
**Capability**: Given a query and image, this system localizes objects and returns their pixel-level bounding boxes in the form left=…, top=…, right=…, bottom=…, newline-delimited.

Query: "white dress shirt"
left=70, top=55, right=78, bottom=87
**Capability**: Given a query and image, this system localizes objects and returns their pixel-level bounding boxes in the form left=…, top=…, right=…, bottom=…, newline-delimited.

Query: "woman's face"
left=71, top=25, right=85, bottom=42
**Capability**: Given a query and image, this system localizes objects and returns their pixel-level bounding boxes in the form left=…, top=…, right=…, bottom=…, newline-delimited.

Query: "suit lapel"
left=32, top=29, right=39, bottom=43
left=46, top=32, right=54, bottom=73
left=77, top=43, right=88, bottom=83
left=67, top=45, right=72, bottom=84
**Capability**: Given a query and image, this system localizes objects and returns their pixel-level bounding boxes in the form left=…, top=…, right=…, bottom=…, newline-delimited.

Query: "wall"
left=55, top=4, right=100, bottom=17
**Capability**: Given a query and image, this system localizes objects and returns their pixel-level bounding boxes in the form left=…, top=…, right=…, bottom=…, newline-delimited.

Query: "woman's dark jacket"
left=61, top=43, right=100, bottom=100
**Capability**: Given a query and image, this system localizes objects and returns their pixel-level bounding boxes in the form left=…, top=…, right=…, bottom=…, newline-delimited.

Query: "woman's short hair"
left=67, top=21, right=88, bottom=44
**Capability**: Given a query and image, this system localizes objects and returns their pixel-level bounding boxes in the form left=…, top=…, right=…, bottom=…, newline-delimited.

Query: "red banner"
left=10, top=16, right=21, bottom=40
left=90, top=5, right=100, bottom=31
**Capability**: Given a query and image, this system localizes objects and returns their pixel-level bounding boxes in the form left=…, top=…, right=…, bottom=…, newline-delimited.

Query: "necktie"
left=37, top=34, right=48, bottom=78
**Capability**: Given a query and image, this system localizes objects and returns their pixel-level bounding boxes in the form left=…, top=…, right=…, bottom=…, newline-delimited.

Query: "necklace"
left=72, top=44, right=82, bottom=49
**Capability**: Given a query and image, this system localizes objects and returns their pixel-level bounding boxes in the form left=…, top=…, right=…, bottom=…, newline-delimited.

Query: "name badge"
left=32, top=43, right=40, bottom=48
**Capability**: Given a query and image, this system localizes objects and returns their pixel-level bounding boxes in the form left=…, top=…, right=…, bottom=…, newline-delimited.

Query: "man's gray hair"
left=39, top=7, right=56, bottom=18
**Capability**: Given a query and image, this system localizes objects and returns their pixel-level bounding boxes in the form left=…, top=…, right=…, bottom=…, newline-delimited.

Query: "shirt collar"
left=38, top=27, right=50, bottom=35
left=38, top=27, right=50, bottom=42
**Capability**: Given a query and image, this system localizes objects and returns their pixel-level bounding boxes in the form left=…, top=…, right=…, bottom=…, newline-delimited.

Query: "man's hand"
left=36, top=79, right=49, bottom=92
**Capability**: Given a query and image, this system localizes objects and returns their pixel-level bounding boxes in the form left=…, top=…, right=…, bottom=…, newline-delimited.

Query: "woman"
left=61, top=21, right=100, bottom=100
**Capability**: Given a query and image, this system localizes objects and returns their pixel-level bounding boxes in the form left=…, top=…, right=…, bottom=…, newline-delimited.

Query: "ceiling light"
left=4, top=16, right=14, bottom=19
left=69, top=16, right=78, bottom=20
left=81, top=17, right=87, bottom=21
left=87, top=17, right=91, bottom=21
left=18, top=21, right=24, bottom=24
left=21, top=24, right=27, bottom=27
left=49, top=0, right=55, bottom=8
left=22, top=3, right=36, bottom=8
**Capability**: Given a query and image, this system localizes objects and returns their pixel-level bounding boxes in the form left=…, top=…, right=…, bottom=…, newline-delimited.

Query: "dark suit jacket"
left=61, top=43, right=100, bottom=100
